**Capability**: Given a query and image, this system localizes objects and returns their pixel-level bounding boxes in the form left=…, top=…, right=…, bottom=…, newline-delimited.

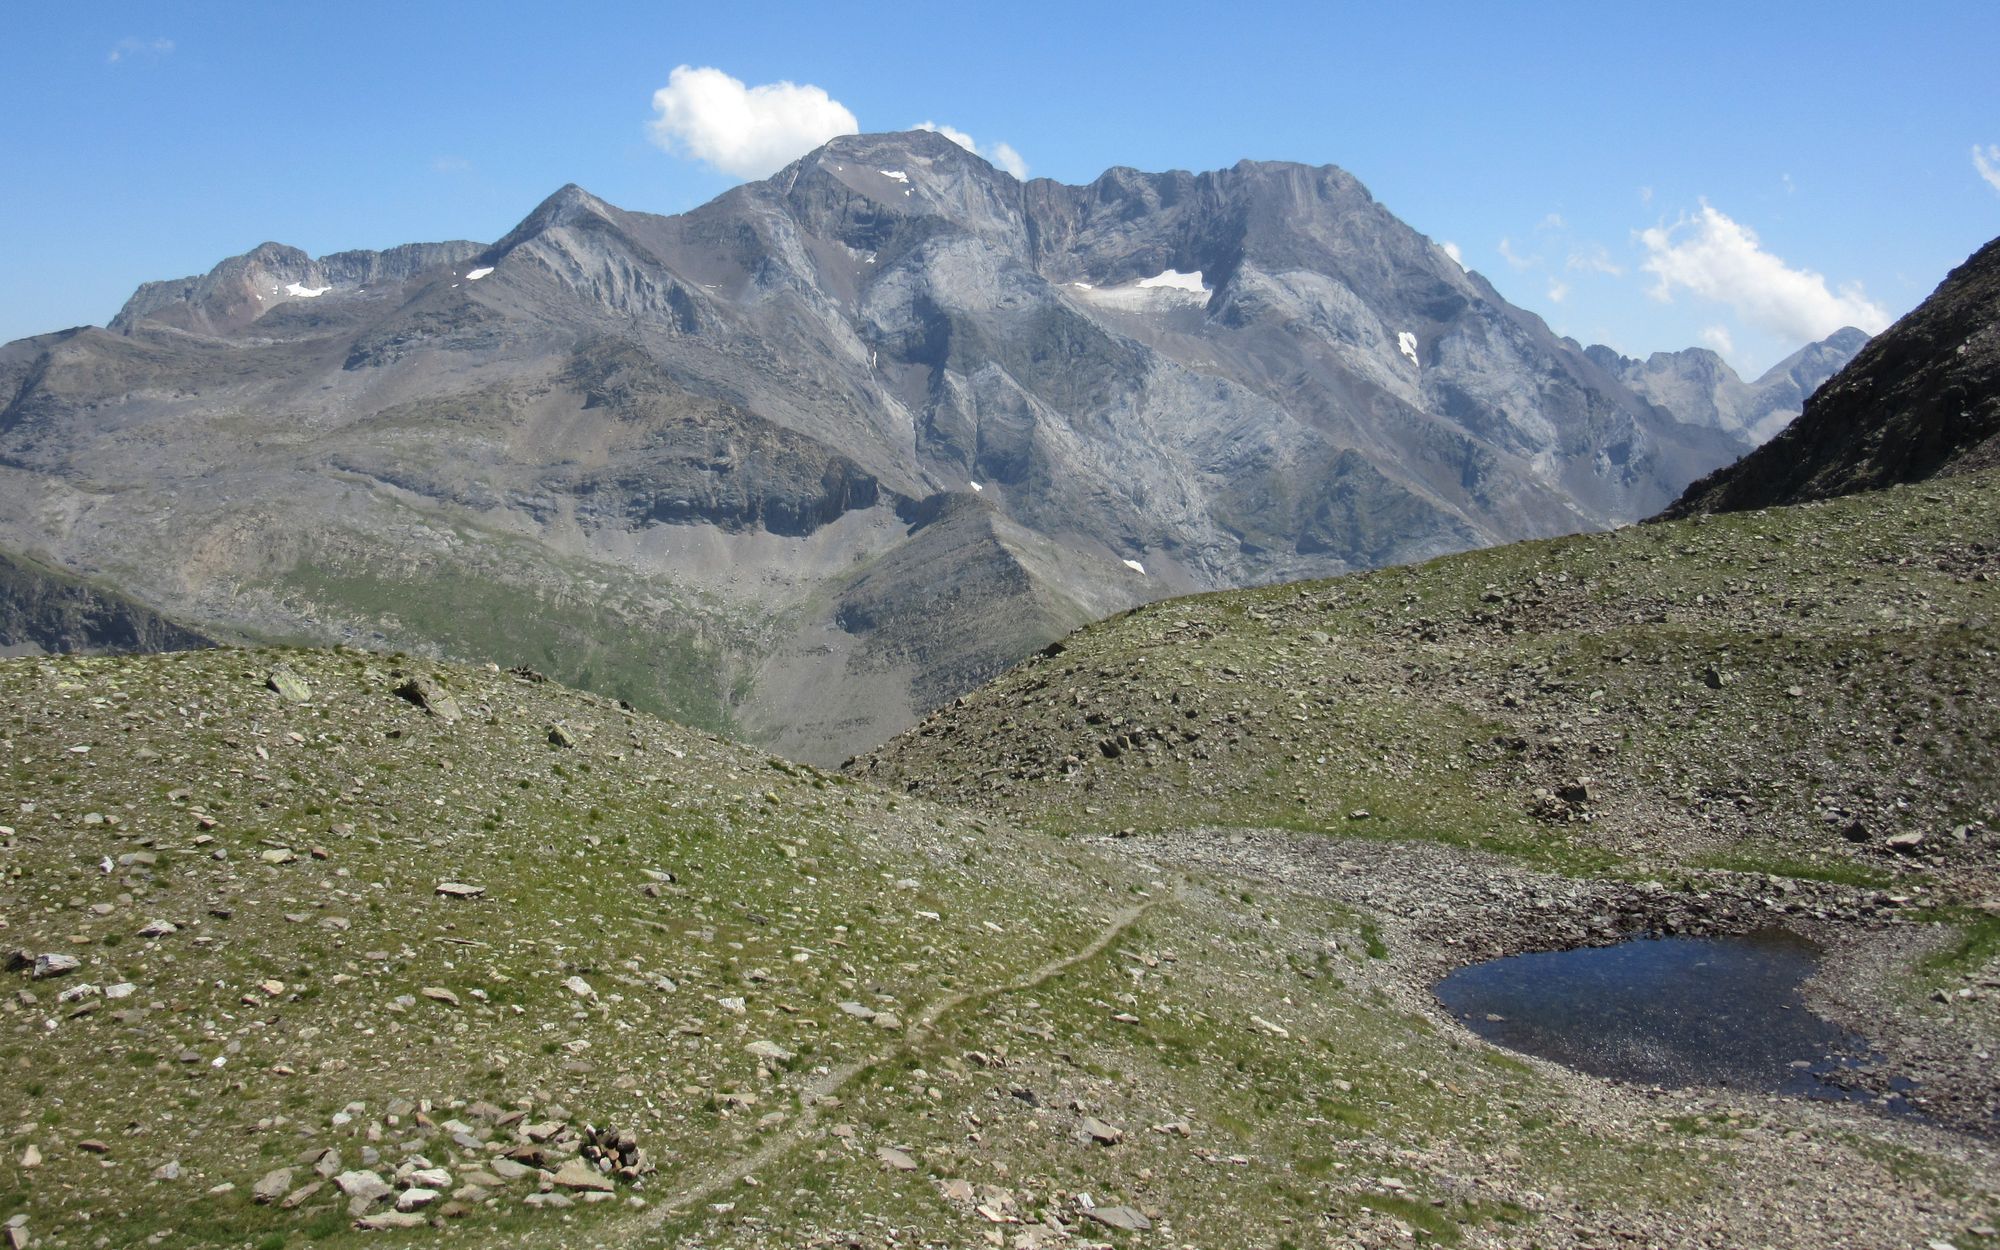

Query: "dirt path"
left=625, top=897, right=1157, bottom=1237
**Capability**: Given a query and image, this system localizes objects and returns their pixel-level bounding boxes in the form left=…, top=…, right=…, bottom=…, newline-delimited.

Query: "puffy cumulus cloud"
left=1440, top=241, right=1465, bottom=269
left=1546, top=278, right=1571, bottom=304
left=914, top=121, right=1028, bottom=179
left=649, top=66, right=857, bottom=179
left=1700, top=324, right=1734, bottom=355
left=1639, top=201, right=1889, bottom=342
left=1975, top=144, right=2000, bottom=196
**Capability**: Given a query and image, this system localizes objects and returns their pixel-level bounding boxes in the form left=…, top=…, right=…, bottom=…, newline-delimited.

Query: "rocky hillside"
left=1, top=131, right=1761, bottom=763
left=1663, top=235, right=2000, bottom=518
left=0, top=547, right=214, bottom=657
left=855, top=469, right=2000, bottom=882
left=4, top=645, right=1996, bottom=1249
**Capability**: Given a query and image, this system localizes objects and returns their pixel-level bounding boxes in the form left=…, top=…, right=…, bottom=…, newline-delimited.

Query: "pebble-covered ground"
left=1, top=472, right=1996, bottom=1250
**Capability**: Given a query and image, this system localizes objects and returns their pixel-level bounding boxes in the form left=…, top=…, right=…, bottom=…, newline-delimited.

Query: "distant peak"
left=488, top=183, right=621, bottom=258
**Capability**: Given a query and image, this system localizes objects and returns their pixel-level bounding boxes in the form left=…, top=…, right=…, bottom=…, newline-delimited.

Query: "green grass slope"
left=3, top=633, right=1995, bottom=1248
left=855, top=469, right=2000, bottom=892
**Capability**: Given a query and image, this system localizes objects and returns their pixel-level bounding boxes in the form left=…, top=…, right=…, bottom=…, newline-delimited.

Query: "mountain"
left=1662, top=235, right=2000, bottom=518
left=0, top=544, right=215, bottom=656
left=1585, top=326, right=1868, bottom=449
left=0, top=131, right=1747, bottom=762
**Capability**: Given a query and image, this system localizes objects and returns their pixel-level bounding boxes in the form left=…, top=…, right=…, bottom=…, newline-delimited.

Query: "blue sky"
left=2, top=1, right=1995, bottom=374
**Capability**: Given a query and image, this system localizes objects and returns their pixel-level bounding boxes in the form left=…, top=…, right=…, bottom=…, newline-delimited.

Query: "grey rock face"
left=1586, top=326, right=1868, bottom=449
left=1, top=131, right=1769, bottom=761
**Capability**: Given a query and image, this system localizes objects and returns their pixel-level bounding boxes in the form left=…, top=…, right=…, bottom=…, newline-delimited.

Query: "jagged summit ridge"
left=5, top=131, right=1834, bottom=761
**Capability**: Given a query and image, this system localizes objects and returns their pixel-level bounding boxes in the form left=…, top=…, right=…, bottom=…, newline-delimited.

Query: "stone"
left=551, top=1157, right=614, bottom=1193
left=1084, top=1205, right=1153, bottom=1232
left=32, top=954, right=79, bottom=979
left=355, top=1211, right=427, bottom=1230
left=1081, top=1117, right=1124, bottom=1145
left=394, top=677, right=460, bottom=722
left=876, top=1146, right=919, bottom=1172
left=267, top=668, right=312, bottom=702
left=17, top=1145, right=38, bottom=1168
left=745, top=1040, right=794, bottom=1064
left=282, top=1181, right=326, bottom=1209
left=434, top=882, right=484, bottom=899
left=336, top=1170, right=393, bottom=1203
left=547, top=723, right=579, bottom=749
left=1250, top=1014, right=1290, bottom=1039
left=419, top=986, right=460, bottom=1007
left=311, top=1148, right=342, bottom=1178
left=261, top=848, right=297, bottom=865
left=152, top=1160, right=180, bottom=1181
left=137, top=919, right=178, bottom=938
left=488, top=1158, right=532, bottom=1182
left=253, top=1167, right=295, bottom=1204
left=405, top=1167, right=451, bottom=1189
left=836, top=1000, right=877, bottom=1021
left=1886, top=831, right=1927, bottom=853
left=523, top=1192, right=572, bottom=1209
left=871, top=1011, right=903, bottom=1031
left=395, top=1188, right=441, bottom=1211
left=562, top=976, right=595, bottom=998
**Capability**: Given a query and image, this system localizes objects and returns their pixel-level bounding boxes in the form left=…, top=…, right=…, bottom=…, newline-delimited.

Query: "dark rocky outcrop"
left=1661, top=236, right=2000, bottom=518
left=0, top=547, right=214, bottom=656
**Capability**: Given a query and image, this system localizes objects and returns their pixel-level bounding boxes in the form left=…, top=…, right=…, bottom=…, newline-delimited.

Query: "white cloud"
left=1546, top=278, right=1571, bottom=304
left=1975, top=144, right=2000, bottom=196
left=914, top=121, right=1029, bottom=179
left=1565, top=243, right=1623, bottom=276
left=1440, top=241, right=1464, bottom=269
left=1638, top=186, right=1653, bottom=205
left=1699, top=324, right=1734, bottom=355
left=989, top=142, right=1028, bottom=180
left=108, top=36, right=173, bottom=63
left=648, top=65, right=857, bottom=179
left=1638, top=201, right=1890, bottom=341
left=1537, top=212, right=1567, bottom=232
left=1497, top=237, right=1538, bottom=270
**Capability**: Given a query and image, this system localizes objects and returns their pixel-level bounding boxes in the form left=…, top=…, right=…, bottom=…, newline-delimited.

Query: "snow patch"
left=1070, top=269, right=1210, bottom=311
left=1136, top=269, right=1207, bottom=294
left=284, top=282, right=330, bottom=298
left=879, top=169, right=908, bottom=183
left=1122, top=559, right=1147, bottom=575
left=1397, top=331, right=1419, bottom=366
left=465, top=267, right=494, bottom=281
left=969, top=481, right=983, bottom=492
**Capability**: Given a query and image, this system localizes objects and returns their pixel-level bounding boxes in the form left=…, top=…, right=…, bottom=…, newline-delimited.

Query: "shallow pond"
left=1433, top=930, right=1917, bottom=1110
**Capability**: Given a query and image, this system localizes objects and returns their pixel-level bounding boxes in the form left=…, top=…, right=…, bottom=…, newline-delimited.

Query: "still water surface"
left=1433, top=930, right=1915, bottom=1109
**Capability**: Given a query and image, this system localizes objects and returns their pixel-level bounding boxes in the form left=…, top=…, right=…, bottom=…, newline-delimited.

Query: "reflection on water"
left=1433, top=930, right=1917, bottom=1110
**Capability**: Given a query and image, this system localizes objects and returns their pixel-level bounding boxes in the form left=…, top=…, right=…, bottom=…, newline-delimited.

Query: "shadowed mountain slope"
left=1662, top=236, right=2000, bottom=518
